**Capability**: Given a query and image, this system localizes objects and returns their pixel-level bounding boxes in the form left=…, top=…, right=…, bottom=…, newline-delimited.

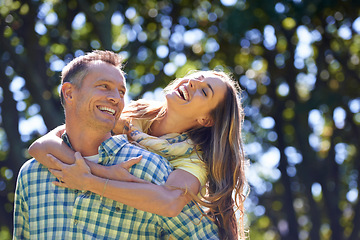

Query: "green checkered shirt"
left=13, top=134, right=219, bottom=239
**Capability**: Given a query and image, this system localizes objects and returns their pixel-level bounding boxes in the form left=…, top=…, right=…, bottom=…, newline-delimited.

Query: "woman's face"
left=166, top=73, right=227, bottom=126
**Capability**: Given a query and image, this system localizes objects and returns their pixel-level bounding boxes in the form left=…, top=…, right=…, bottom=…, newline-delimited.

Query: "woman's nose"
left=188, top=79, right=197, bottom=89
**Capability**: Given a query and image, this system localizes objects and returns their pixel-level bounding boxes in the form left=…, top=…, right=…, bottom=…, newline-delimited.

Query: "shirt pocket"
left=99, top=196, right=156, bottom=222
left=99, top=196, right=134, bottom=215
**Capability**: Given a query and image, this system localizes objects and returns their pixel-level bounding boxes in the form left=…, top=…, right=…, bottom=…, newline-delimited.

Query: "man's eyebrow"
left=207, top=83, right=214, bottom=96
left=96, top=79, right=113, bottom=84
left=98, top=79, right=125, bottom=86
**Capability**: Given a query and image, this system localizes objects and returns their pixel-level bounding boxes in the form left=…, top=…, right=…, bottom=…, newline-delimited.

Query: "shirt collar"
left=99, top=134, right=129, bottom=157
left=61, top=132, right=73, bottom=150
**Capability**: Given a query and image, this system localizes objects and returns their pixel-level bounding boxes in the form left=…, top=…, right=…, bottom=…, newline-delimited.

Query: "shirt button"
left=115, top=207, right=121, bottom=212
left=74, top=220, right=78, bottom=225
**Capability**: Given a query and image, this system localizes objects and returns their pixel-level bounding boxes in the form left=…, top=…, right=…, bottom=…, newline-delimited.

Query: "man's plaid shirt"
left=13, top=134, right=219, bottom=239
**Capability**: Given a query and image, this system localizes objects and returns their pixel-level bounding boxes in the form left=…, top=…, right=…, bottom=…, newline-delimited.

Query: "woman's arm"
left=92, top=169, right=199, bottom=217
left=50, top=153, right=201, bottom=217
left=28, top=126, right=144, bottom=183
left=28, top=125, right=75, bottom=167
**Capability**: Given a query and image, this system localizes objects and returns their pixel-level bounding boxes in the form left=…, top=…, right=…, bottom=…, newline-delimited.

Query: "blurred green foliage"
left=1, top=0, right=360, bottom=239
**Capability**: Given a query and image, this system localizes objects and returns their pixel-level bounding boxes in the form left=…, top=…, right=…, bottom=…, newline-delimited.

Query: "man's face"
left=70, top=61, right=126, bottom=132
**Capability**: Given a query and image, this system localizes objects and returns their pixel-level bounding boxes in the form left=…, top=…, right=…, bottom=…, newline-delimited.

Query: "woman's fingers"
left=49, top=169, right=65, bottom=184
left=74, top=152, right=91, bottom=173
left=47, top=154, right=65, bottom=170
left=53, top=124, right=66, bottom=138
left=48, top=153, right=90, bottom=191
left=52, top=181, right=67, bottom=187
left=49, top=169, right=63, bottom=178
left=74, top=152, right=87, bottom=166
left=121, top=155, right=143, bottom=170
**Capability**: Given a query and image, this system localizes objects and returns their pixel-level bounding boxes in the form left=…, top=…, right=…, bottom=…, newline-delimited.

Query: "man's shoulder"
left=18, top=158, right=45, bottom=176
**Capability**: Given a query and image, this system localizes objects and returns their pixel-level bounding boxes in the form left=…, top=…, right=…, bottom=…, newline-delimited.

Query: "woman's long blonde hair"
left=122, top=70, right=248, bottom=239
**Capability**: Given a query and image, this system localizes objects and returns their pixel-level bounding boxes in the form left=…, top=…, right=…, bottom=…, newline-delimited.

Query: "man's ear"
left=61, top=82, right=75, bottom=104
left=197, top=116, right=214, bottom=127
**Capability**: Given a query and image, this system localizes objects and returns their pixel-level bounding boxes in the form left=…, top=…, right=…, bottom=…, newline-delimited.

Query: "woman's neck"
left=149, top=113, right=197, bottom=137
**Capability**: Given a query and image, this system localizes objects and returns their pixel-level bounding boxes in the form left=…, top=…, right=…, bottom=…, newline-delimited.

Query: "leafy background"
left=1, top=0, right=360, bottom=239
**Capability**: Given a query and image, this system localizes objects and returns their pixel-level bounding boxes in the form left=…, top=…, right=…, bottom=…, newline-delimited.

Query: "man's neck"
left=65, top=124, right=112, bottom=157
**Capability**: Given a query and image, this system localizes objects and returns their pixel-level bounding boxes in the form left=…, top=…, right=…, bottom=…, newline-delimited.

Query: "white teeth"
left=98, top=106, right=115, bottom=115
left=179, top=86, right=189, bottom=101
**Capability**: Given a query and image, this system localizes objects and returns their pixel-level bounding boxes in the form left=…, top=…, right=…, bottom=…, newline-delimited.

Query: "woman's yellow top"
left=128, top=118, right=208, bottom=187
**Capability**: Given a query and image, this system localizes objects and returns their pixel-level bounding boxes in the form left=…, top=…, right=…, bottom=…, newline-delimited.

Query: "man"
left=13, top=50, right=219, bottom=239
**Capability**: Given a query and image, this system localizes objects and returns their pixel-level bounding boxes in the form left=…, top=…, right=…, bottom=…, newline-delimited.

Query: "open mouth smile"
left=176, top=85, right=189, bottom=101
left=98, top=106, right=116, bottom=116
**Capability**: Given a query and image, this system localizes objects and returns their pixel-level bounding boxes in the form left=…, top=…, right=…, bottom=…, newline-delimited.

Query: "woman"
left=29, top=70, right=248, bottom=239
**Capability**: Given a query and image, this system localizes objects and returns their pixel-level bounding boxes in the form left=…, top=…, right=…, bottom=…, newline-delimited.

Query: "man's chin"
left=95, top=119, right=117, bottom=132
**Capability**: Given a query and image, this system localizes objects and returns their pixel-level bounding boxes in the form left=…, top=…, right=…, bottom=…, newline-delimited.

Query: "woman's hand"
left=49, top=152, right=92, bottom=190
left=49, top=152, right=147, bottom=190
left=105, top=156, right=147, bottom=183
left=53, top=124, right=66, bottom=138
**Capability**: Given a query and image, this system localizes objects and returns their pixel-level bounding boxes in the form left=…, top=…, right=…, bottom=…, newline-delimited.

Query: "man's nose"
left=107, top=90, right=121, bottom=103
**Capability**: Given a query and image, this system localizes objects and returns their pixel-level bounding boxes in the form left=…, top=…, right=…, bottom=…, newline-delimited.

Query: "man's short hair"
left=60, top=50, right=124, bottom=106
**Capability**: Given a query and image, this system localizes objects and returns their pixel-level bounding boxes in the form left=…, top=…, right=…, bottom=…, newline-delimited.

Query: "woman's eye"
left=202, top=89, right=207, bottom=96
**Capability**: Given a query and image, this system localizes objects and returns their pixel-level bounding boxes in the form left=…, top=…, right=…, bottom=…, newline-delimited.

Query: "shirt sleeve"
left=13, top=166, right=30, bottom=240
left=169, top=151, right=208, bottom=187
